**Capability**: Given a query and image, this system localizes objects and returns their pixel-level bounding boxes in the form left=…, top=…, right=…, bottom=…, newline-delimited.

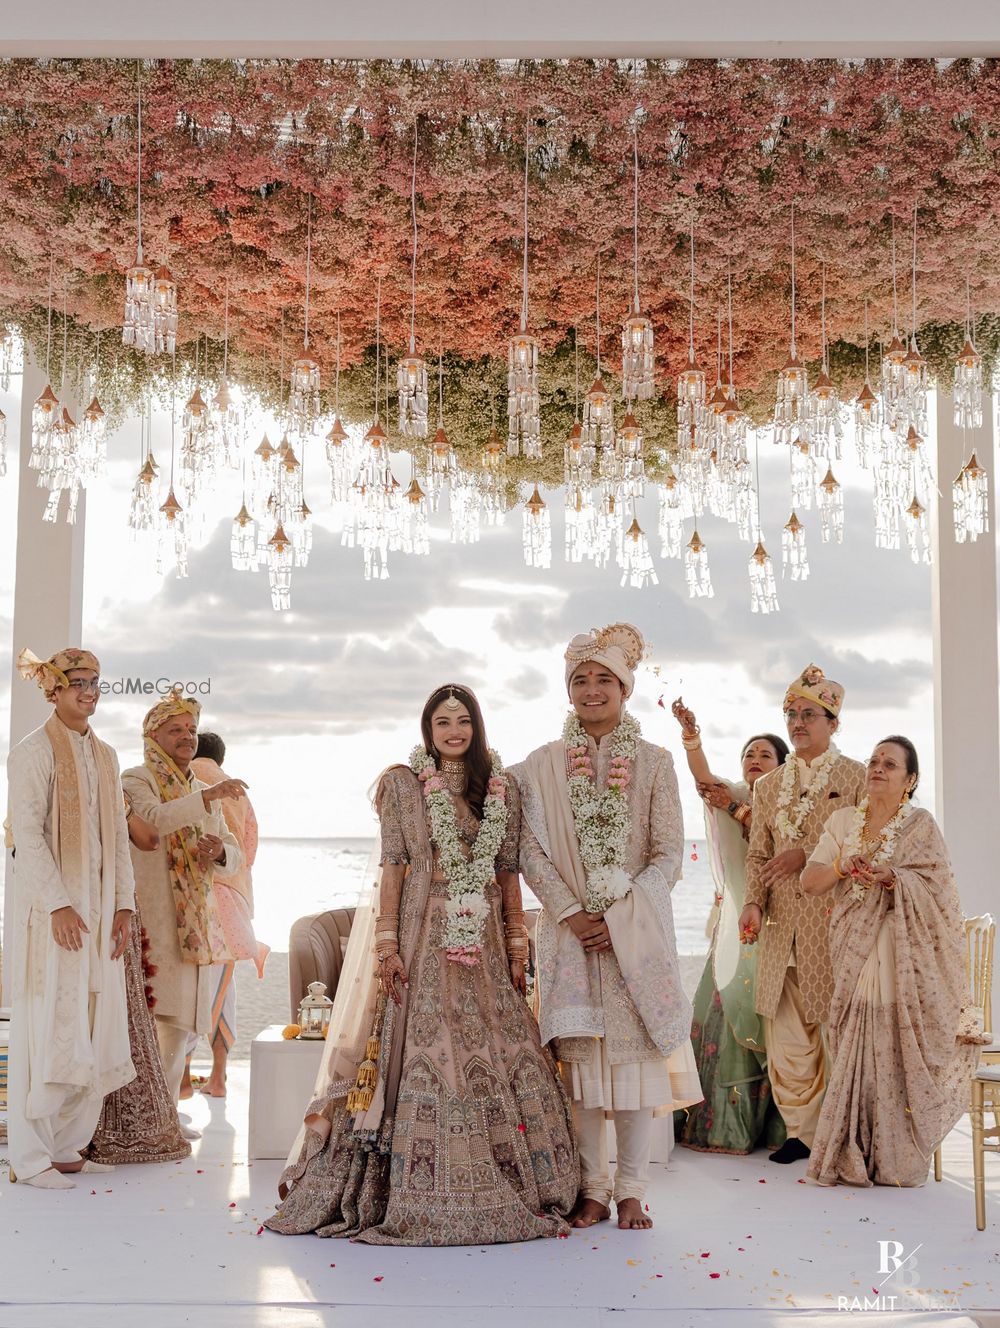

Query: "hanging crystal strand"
left=41, top=290, right=82, bottom=524
left=347, top=275, right=400, bottom=580
left=429, top=344, right=457, bottom=511
left=897, top=204, right=929, bottom=437
left=881, top=217, right=908, bottom=434
left=953, top=444, right=990, bottom=544
left=717, top=267, right=750, bottom=534
left=290, top=195, right=321, bottom=435
left=872, top=420, right=903, bottom=551
left=585, top=258, right=615, bottom=464
left=782, top=510, right=809, bottom=580
left=565, top=480, right=598, bottom=564
left=398, top=124, right=429, bottom=438
left=684, top=527, right=714, bottom=598
left=774, top=203, right=809, bottom=447
left=122, top=64, right=156, bottom=352
left=210, top=279, right=241, bottom=466
left=157, top=358, right=188, bottom=578
left=657, top=466, right=684, bottom=559
left=0, top=404, right=6, bottom=478
left=507, top=122, right=541, bottom=460
left=400, top=476, right=431, bottom=555
left=79, top=332, right=107, bottom=484
left=564, top=328, right=595, bottom=486
left=324, top=311, right=354, bottom=526
left=954, top=277, right=983, bottom=430
left=129, top=398, right=159, bottom=537
left=817, top=465, right=844, bottom=544
left=252, top=432, right=278, bottom=514
left=677, top=220, right=706, bottom=438
left=522, top=484, right=552, bottom=569
left=620, top=510, right=658, bottom=589
left=904, top=491, right=932, bottom=564
left=479, top=414, right=509, bottom=529
left=0, top=324, right=16, bottom=392
left=789, top=435, right=815, bottom=510
left=807, top=263, right=843, bottom=461
left=266, top=520, right=293, bottom=610
left=31, top=257, right=60, bottom=472
left=853, top=298, right=880, bottom=467
left=621, top=114, right=654, bottom=401
left=179, top=336, right=211, bottom=504
left=747, top=432, right=778, bottom=612
left=615, top=410, right=645, bottom=502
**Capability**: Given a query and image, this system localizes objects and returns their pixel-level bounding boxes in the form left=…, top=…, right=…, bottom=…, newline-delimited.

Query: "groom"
left=512, top=623, right=698, bottom=1230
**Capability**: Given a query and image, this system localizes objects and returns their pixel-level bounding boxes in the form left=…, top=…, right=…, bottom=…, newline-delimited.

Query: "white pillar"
left=931, top=389, right=1000, bottom=940
left=2, top=354, right=87, bottom=1001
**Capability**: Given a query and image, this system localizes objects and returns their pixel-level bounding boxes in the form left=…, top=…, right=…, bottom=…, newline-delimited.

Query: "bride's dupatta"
left=276, top=768, right=432, bottom=1201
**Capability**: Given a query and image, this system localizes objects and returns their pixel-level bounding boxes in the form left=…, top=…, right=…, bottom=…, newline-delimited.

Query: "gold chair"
left=972, top=1065, right=1000, bottom=1229
left=934, top=913, right=996, bottom=1183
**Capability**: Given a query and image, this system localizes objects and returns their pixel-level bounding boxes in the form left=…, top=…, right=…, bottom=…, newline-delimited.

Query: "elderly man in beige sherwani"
left=740, top=664, right=866, bottom=1165
left=122, top=693, right=244, bottom=1113
left=7, top=648, right=135, bottom=1189
left=512, top=623, right=701, bottom=1231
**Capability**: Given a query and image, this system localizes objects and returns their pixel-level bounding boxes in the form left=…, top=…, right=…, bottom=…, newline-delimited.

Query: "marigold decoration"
left=774, top=204, right=808, bottom=447
left=953, top=451, right=989, bottom=544
left=685, top=527, right=714, bottom=598
left=748, top=539, right=779, bottom=614
left=522, top=484, right=551, bottom=569
left=818, top=465, right=843, bottom=544
left=621, top=117, right=654, bottom=401
left=782, top=510, right=809, bottom=581
left=281, top=1024, right=301, bottom=1040
left=620, top=515, right=658, bottom=589
left=507, top=125, right=541, bottom=460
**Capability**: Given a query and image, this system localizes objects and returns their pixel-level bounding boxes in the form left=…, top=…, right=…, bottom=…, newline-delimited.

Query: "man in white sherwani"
left=7, top=647, right=135, bottom=1189
left=512, top=623, right=701, bottom=1231
left=122, top=693, right=245, bottom=1110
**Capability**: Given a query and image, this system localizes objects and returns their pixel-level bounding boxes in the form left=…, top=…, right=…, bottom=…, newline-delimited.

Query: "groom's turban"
left=564, top=622, right=645, bottom=699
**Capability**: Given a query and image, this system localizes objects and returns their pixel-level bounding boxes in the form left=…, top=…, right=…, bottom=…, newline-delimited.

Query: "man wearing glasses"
left=739, top=664, right=865, bottom=1165
left=7, top=648, right=135, bottom=1188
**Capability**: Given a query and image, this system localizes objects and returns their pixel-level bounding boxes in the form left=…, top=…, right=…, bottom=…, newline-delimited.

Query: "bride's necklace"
left=440, top=758, right=467, bottom=795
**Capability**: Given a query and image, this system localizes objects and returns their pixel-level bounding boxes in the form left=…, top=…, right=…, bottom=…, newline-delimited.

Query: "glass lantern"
left=297, top=980, right=334, bottom=1039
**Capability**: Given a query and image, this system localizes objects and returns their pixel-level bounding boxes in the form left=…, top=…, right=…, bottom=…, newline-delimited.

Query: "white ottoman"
left=248, top=1024, right=327, bottom=1160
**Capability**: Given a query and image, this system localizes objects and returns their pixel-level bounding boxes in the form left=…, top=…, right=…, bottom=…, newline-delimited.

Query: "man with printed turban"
left=511, top=624, right=701, bottom=1231
left=7, top=648, right=135, bottom=1188
left=121, top=691, right=246, bottom=1112
left=740, top=664, right=866, bottom=1165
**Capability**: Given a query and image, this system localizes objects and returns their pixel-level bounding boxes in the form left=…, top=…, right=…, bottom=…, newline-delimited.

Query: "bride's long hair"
left=420, top=684, right=491, bottom=818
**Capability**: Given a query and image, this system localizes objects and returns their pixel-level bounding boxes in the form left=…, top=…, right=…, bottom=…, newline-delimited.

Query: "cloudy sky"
left=0, top=377, right=937, bottom=844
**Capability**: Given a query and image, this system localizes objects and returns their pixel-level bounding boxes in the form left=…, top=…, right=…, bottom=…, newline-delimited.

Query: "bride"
left=266, top=683, right=578, bottom=1245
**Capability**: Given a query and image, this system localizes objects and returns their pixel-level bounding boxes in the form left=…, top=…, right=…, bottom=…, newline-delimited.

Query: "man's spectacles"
left=65, top=678, right=101, bottom=694
left=784, top=708, right=827, bottom=725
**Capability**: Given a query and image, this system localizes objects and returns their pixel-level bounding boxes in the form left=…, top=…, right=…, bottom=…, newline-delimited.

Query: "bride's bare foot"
left=616, top=1197, right=653, bottom=1230
left=570, top=1196, right=611, bottom=1228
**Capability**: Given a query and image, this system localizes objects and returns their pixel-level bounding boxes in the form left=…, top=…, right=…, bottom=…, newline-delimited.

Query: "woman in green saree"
left=671, top=700, right=789, bottom=1154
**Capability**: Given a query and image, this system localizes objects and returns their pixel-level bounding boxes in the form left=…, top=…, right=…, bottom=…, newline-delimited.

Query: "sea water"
left=252, top=837, right=716, bottom=955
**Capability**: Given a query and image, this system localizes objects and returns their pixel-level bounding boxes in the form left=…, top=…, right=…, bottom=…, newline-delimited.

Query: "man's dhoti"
left=762, top=964, right=828, bottom=1147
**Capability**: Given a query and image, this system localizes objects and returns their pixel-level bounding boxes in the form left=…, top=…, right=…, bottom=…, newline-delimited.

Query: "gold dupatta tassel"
left=347, top=990, right=387, bottom=1115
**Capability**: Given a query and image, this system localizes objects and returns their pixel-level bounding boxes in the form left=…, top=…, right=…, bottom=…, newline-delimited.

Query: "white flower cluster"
left=563, top=710, right=640, bottom=914
left=841, top=796, right=913, bottom=902
left=409, top=744, right=509, bottom=964
left=773, top=744, right=839, bottom=841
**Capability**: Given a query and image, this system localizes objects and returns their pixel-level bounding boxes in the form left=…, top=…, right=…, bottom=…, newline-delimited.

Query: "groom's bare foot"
left=570, top=1197, right=611, bottom=1228
left=616, top=1198, right=653, bottom=1230
left=200, top=1076, right=226, bottom=1098
left=179, top=1062, right=194, bottom=1100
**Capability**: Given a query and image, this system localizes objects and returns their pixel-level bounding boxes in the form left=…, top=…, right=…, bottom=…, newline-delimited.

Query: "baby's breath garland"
left=773, top=744, right=840, bottom=841
left=409, top=745, right=509, bottom=966
left=563, top=710, right=639, bottom=914
left=841, top=796, right=914, bottom=902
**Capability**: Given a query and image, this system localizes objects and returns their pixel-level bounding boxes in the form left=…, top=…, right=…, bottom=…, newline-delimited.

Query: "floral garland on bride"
left=563, top=710, right=639, bottom=914
left=773, top=743, right=840, bottom=841
left=409, top=745, right=509, bottom=967
left=841, top=796, right=914, bottom=902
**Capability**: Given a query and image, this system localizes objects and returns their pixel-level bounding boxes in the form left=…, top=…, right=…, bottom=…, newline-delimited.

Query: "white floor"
left=1, top=1065, right=998, bottom=1328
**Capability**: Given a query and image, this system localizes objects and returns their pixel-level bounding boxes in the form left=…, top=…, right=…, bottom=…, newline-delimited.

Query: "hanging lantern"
left=781, top=510, right=809, bottom=581
left=0, top=326, right=16, bottom=392
left=677, top=355, right=707, bottom=436
left=774, top=351, right=809, bottom=448
left=479, top=428, right=509, bottom=527
left=880, top=332, right=907, bottom=433
left=289, top=348, right=321, bottom=435
left=449, top=473, right=482, bottom=546
left=79, top=396, right=107, bottom=480
left=346, top=419, right=400, bottom=582
left=230, top=502, right=257, bottom=571
left=899, top=337, right=929, bottom=435
left=266, top=521, right=293, bottom=610
left=564, top=419, right=594, bottom=487
left=157, top=488, right=188, bottom=578
left=817, top=466, right=844, bottom=544
left=400, top=478, right=430, bottom=556
left=582, top=376, right=614, bottom=452
left=954, top=337, right=983, bottom=431
left=397, top=348, right=429, bottom=439
left=30, top=383, right=60, bottom=466
left=622, top=304, right=654, bottom=402
left=853, top=380, right=880, bottom=467
left=620, top=516, right=658, bottom=589
left=430, top=425, right=457, bottom=492
left=953, top=453, right=989, bottom=544
left=564, top=483, right=598, bottom=564
left=151, top=266, right=178, bottom=354
left=807, top=368, right=843, bottom=460
left=0, top=406, right=6, bottom=479
left=684, top=528, right=714, bottom=598
left=252, top=434, right=278, bottom=510
left=507, top=328, right=541, bottom=459
left=209, top=379, right=241, bottom=467
left=128, top=456, right=158, bottom=535
left=904, top=493, right=931, bottom=564
left=657, top=470, right=684, bottom=560
left=748, top=540, right=779, bottom=613
left=123, top=254, right=155, bottom=352
left=522, top=485, right=551, bottom=569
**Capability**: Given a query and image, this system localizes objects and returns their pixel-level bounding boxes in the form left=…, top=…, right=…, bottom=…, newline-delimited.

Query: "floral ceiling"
left=3, top=56, right=1000, bottom=450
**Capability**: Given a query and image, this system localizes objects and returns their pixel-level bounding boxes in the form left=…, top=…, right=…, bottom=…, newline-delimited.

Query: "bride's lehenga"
left=87, top=907, right=190, bottom=1165
left=265, top=767, right=578, bottom=1245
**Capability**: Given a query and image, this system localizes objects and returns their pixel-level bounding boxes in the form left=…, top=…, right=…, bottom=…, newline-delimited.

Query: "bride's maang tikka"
left=428, top=683, right=469, bottom=712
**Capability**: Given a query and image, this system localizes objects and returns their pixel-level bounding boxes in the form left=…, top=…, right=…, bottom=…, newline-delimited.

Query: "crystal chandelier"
left=817, top=465, right=844, bottom=544
left=122, top=72, right=176, bottom=354
left=621, top=116, right=654, bottom=401
left=565, top=482, right=598, bottom=564
left=953, top=451, right=989, bottom=543
left=953, top=281, right=983, bottom=431
left=782, top=510, right=809, bottom=580
left=449, top=472, right=482, bottom=546
left=230, top=500, right=257, bottom=571
left=789, top=435, right=815, bottom=511
left=479, top=424, right=510, bottom=528
left=252, top=433, right=278, bottom=510
left=853, top=299, right=880, bottom=467
left=128, top=401, right=159, bottom=537
left=774, top=204, right=809, bottom=447
left=266, top=521, right=293, bottom=610
left=0, top=325, right=15, bottom=391
left=677, top=224, right=706, bottom=437
left=80, top=392, right=107, bottom=482
left=684, top=528, right=714, bottom=598
left=157, top=487, right=188, bottom=578
left=657, top=469, right=684, bottom=559
left=903, top=492, right=931, bottom=564
left=749, top=540, right=779, bottom=613
left=620, top=515, right=658, bottom=588
left=806, top=265, right=843, bottom=460
left=880, top=217, right=907, bottom=434
left=292, top=495, right=313, bottom=568
left=897, top=208, right=929, bottom=437
left=522, top=485, right=552, bottom=569
left=398, top=125, right=429, bottom=438
left=209, top=283, right=241, bottom=466
left=151, top=266, right=178, bottom=354
left=428, top=351, right=457, bottom=499
left=584, top=259, right=615, bottom=454
left=400, top=477, right=430, bottom=556
left=325, top=313, right=354, bottom=512
left=0, top=405, right=6, bottom=478
left=289, top=196, right=321, bottom=435
left=507, top=125, right=541, bottom=460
